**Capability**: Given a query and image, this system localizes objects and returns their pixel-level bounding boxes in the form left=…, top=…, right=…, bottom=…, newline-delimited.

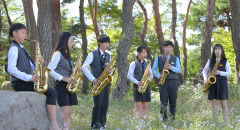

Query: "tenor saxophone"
left=159, top=56, right=170, bottom=86
left=32, top=40, right=49, bottom=94
left=92, top=56, right=116, bottom=96
left=66, top=51, right=83, bottom=94
left=202, top=58, right=220, bottom=93
left=137, top=61, right=151, bottom=94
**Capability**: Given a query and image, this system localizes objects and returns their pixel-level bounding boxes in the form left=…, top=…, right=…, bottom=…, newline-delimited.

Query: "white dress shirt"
left=128, top=61, right=153, bottom=85
left=47, top=51, right=64, bottom=81
left=203, top=59, right=232, bottom=81
left=7, top=44, right=35, bottom=82
left=82, top=49, right=110, bottom=82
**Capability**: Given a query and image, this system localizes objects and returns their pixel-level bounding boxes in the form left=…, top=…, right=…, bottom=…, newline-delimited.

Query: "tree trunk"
left=22, top=0, right=37, bottom=61
left=182, top=0, right=192, bottom=84
left=229, top=0, right=240, bottom=83
left=2, top=0, right=12, bottom=25
left=171, top=0, right=183, bottom=84
left=51, top=0, right=62, bottom=49
left=0, top=10, right=2, bottom=36
left=137, top=0, right=152, bottom=62
left=88, top=0, right=100, bottom=38
left=194, top=0, right=216, bottom=84
left=152, top=0, right=164, bottom=53
left=111, top=0, right=135, bottom=99
left=36, top=0, right=54, bottom=87
left=79, top=0, right=89, bottom=94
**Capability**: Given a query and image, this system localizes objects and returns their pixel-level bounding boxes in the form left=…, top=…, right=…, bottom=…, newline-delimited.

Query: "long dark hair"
left=54, top=32, right=72, bottom=60
left=210, top=44, right=227, bottom=65
left=136, top=46, right=147, bottom=59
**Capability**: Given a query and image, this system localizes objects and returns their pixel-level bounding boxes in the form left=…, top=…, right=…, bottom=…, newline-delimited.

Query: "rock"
left=0, top=90, right=64, bottom=130
left=1, top=81, right=12, bottom=90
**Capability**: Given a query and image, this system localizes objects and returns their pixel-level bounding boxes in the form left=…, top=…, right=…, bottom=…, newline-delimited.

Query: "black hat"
left=163, top=41, right=174, bottom=47
left=97, top=34, right=110, bottom=43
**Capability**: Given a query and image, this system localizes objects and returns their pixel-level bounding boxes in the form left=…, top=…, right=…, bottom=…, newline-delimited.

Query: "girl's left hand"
left=78, top=66, right=82, bottom=72
left=39, top=57, right=44, bottom=64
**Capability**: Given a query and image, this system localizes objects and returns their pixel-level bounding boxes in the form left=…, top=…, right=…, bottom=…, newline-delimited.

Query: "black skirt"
left=133, top=84, right=151, bottom=102
left=55, top=81, right=78, bottom=106
left=208, top=79, right=228, bottom=100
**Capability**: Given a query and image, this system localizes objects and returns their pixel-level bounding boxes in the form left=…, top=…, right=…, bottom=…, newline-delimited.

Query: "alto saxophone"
left=92, top=56, right=116, bottom=96
left=32, top=40, right=49, bottom=94
left=137, top=60, right=151, bottom=94
left=159, top=56, right=170, bottom=86
left=202, top=58, right=220, bottom=93
left=66, top=50, right=83, bottom=94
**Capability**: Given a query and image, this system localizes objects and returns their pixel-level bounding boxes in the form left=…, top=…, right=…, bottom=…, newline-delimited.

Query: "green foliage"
left=187, top=47, right=201, bottom=79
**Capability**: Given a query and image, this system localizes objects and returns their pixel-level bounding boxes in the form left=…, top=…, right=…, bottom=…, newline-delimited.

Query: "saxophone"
left=92, top=56, right=116, bottom=96
left=159, top=56, right=170, bottom=86
left=137, top=61, right=152, bottom=94
left=32, top=40, right=50, bottom=94
left=66, top=51, right=83, bottom=94
left=202, top=58, right=220, bottom=93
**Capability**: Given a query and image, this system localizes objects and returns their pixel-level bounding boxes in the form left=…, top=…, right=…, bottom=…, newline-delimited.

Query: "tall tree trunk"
left=2, top=0, right=12, bottom=25
left=137, top=0, right=152, bottom=62
left=112, top=0, right=135, bottom=99
left=0, top=10, right=2, bottom=37
left=229, top=0, right=240, bottom=83
left=171, top=0, right=183, bottom=84
left=51, top=0, right=62, bottom=49
left=195, top=0, right=216, bottom=84
left=152, top=0, right=164, bottom=53
left=88, top=0, right=100, bottom=38
left=36, top=0, right=54, bottom=87
left=182, top=0, right=192, bottom=84
left=22, top=0, right=37, bottom=61
left=79, top=0, right=89, bottom=94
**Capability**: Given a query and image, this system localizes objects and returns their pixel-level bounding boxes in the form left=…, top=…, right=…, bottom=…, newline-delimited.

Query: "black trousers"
left=91, top=84, right=109, bottom=128
left=159, top=79, right=178, bottom=120
left=11, top=81, right=57, bottom=105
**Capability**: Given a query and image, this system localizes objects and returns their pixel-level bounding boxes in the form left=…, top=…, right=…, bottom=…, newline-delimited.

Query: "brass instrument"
left=137, top=60, right=152, bottom=94
left=66, top=50, right=83, bottom=94
left=202, top=58, right=220, bottom=93
left=92, top=56, right=116, bottom=96
left=159, top=56, right=170, bottom=86
left=32, top=40, right=49, bottom=94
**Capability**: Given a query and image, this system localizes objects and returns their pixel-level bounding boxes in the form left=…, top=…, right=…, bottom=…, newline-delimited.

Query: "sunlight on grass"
left=70, top=83, right=240, bottom=129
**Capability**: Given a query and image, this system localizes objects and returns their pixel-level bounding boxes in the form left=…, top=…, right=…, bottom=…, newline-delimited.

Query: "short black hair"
left=8, top=23, right=27, bottom=37
left=137, top=45, right=147, bottom=53
left=97, top=34, right=110, bottom=43
left=163, top=41, right=174, bottom=47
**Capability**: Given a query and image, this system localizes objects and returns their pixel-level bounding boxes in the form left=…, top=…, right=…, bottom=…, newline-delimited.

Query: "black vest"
left=9, top=41, right=33, bottom=83
left=158, top=55, right=178, bottom=79
left=209, top=59, right=227, bottom=80
left=133, top=60, right=149, bottom=81
left=90, top=49, right=110, bottom=78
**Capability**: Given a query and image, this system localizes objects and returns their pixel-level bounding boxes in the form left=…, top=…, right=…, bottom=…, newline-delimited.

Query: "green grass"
left=70, top=83, right=240, bottom=130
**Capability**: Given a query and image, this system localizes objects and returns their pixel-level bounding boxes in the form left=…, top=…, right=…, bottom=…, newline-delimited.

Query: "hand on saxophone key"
left=147, top=71, right=151, bottom=77
left=166, top=64, right=172, bottom=70
left=93, top=79, right=99, bottom=86
left=77, top=66, right=82, bottom=72
left=39, top=56, right=44, bottom=64
left=63, top=77, right=73, bottom=84
left=137, top=81, right=143, bottom=87
left=213, top=70, right=221, bottom=76
left=32, top=73, right=39, bottom=82
left=108, top=67, right=113, bottom=73
left=204, top=80, right=208, bottom=85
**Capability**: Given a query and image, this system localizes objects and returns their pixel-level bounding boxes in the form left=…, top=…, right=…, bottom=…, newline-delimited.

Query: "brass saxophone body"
left=137, top=60, right=151, bottom=94
left=203, top=58, right=220, bottom=93
left=66, top=52, right=83, bottom=94
left=159, top=56, right=170, bottom=86
left=33, top=40, right=49, bottom=94
left=92, top=57, right=116, bottom=96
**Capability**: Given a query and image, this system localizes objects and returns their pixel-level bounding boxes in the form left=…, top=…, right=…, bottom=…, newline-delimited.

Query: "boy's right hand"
left=62, top=77, right=73, bottom=84
left=93, top=79, right=99, bottom=86
left=32, top=74, right=39, bottom=82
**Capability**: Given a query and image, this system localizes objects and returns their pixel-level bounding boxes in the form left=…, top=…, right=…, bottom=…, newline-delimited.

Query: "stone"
left=0, top=90, right=63, bottom=130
